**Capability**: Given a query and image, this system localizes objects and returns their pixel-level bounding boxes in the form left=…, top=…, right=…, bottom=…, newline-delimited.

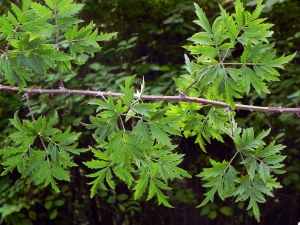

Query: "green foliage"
left=174, top=1, right=293, bottom=220
left=0, top=111, right=86, bottom=191
left=197, top=126, right=285, bottom=222
left=0, top=0, right=297, bottom=223
left=181, top=0, right=295, bottom=109
left=0, top=0, right=116, bottom=89
left=84, top=81, right=190, bottom=205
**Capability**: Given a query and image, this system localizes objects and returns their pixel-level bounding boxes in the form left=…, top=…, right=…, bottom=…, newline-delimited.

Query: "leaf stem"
left=222, top=149, right=240, bottom=176
left=53, top=8, right=65, bottom=89
left=224, top=107, right=234, bottom=136
left=24, top=93, right=51, bottom=168
left=222, top=62, right=262, bottom=66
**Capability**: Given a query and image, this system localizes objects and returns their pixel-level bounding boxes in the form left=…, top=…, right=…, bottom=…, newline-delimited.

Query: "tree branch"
left=1, top=85, right=300, bottom=113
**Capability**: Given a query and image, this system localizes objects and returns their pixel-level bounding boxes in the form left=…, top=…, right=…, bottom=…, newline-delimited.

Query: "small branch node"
left=179, top=90, right=186, bottom=98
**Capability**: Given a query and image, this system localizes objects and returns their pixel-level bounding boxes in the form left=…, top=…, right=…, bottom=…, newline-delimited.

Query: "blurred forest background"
left=0, top=0, right=300, bottom=224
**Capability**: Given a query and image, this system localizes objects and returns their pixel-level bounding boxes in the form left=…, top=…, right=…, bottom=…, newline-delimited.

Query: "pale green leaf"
left=51, top=163, right=70, bottom=181
left=131, top=120, right=152, bottom=145
left=263, top=155, right=286, bottom=165
left=265, top=52, right=296, bottom=69
left=46, top=111, right=59, bottom=130
left=84, top=160, right=109, bottom=169
left=155, top=187, right=173, bottom=207
left=10, top=111, right=25, bottom=132
left=131, top=103, right=159, bottom=117
left=257, top=141, right=285, bottom=158
left=253, top=66, right=279, bottom=82
left=2, top=58, right=15, bottom=85
left=242, top=66, right=269, bottom=95
left=219, top=5, right=237, bottom=40
left=133, top=176, right=149, bottom=200
left=197, top=186, right=218, bottom=207
left=105, top=167, right=115, bottom=189
left=193, top=3, right=212, bottom=33
left=258, top=162, right=269, bottom=183
left=88, top=169, right=108, bottom=196
left=250, top=0, right=264, bottom=21
left=57, top=0, right=73, bottom=8
left=198, top=159, right=228, bottom=179
left=95, top=32, right=118, bottom=41
left=44, top=0, right=55, bottom=9
left=219, top=42, right=235, bottom=50
left=11, top=4, right=23, bottom=22
left=57, top=4, right=84, bottom=18
left=31, top=2, right=52, bottom=19
left=188, top=32, right=214, bottom=45
left=22, top=0, right=32, bottom=11
left=234, top=0, right=244, bottom=30
left=184, top=45, right=217, bottom=58
left=149, top=124, right=172, bottom=146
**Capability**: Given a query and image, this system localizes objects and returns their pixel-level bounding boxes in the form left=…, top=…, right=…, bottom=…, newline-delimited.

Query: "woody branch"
left=1, top=84, right=299, bottom=114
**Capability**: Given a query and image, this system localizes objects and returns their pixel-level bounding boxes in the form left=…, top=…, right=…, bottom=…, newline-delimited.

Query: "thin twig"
left=222, top=106, right=250, bottom=173
left=23, top=93, right=36, bottom=121
left=1, top=85, right=300, bottom=113
left=238, top=150, right=249, bottom=172
left=221, top=50, right=229, bottom=64
left=52, top=8, right=65, bottom=89
left=183, top=80, right=197, bottom=95
left=222, top=62, right=261, bottom=65
left=224, top=107, right=234, bottom=136
left=24, top=93, right=51, bottom=167
left=120, top=114, right=143, bottom=120
left=222, top=149, right=241, bottom=176
left=183, top=66, right=213, bottom=94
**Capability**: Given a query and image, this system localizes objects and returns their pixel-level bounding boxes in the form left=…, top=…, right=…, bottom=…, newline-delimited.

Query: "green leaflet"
left=193, top=3, right=211, bottom=33
left=120, top=75, right=135, bottom=107
left=132, top=102, right=161, bottom=118
left=184, top=45, right=217, bottom=58
left=131, top=120, right=152, bottom=145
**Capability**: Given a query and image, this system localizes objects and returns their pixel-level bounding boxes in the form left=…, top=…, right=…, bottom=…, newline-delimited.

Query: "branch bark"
left=1, top=85, right=300, bottom=114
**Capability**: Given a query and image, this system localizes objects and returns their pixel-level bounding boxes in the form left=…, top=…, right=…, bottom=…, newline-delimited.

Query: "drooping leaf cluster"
left=198, top=125, right=285, bottom=222
left=0, top=111, right=86, bottom=191
left=84, top=76, right=191, bottom=206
